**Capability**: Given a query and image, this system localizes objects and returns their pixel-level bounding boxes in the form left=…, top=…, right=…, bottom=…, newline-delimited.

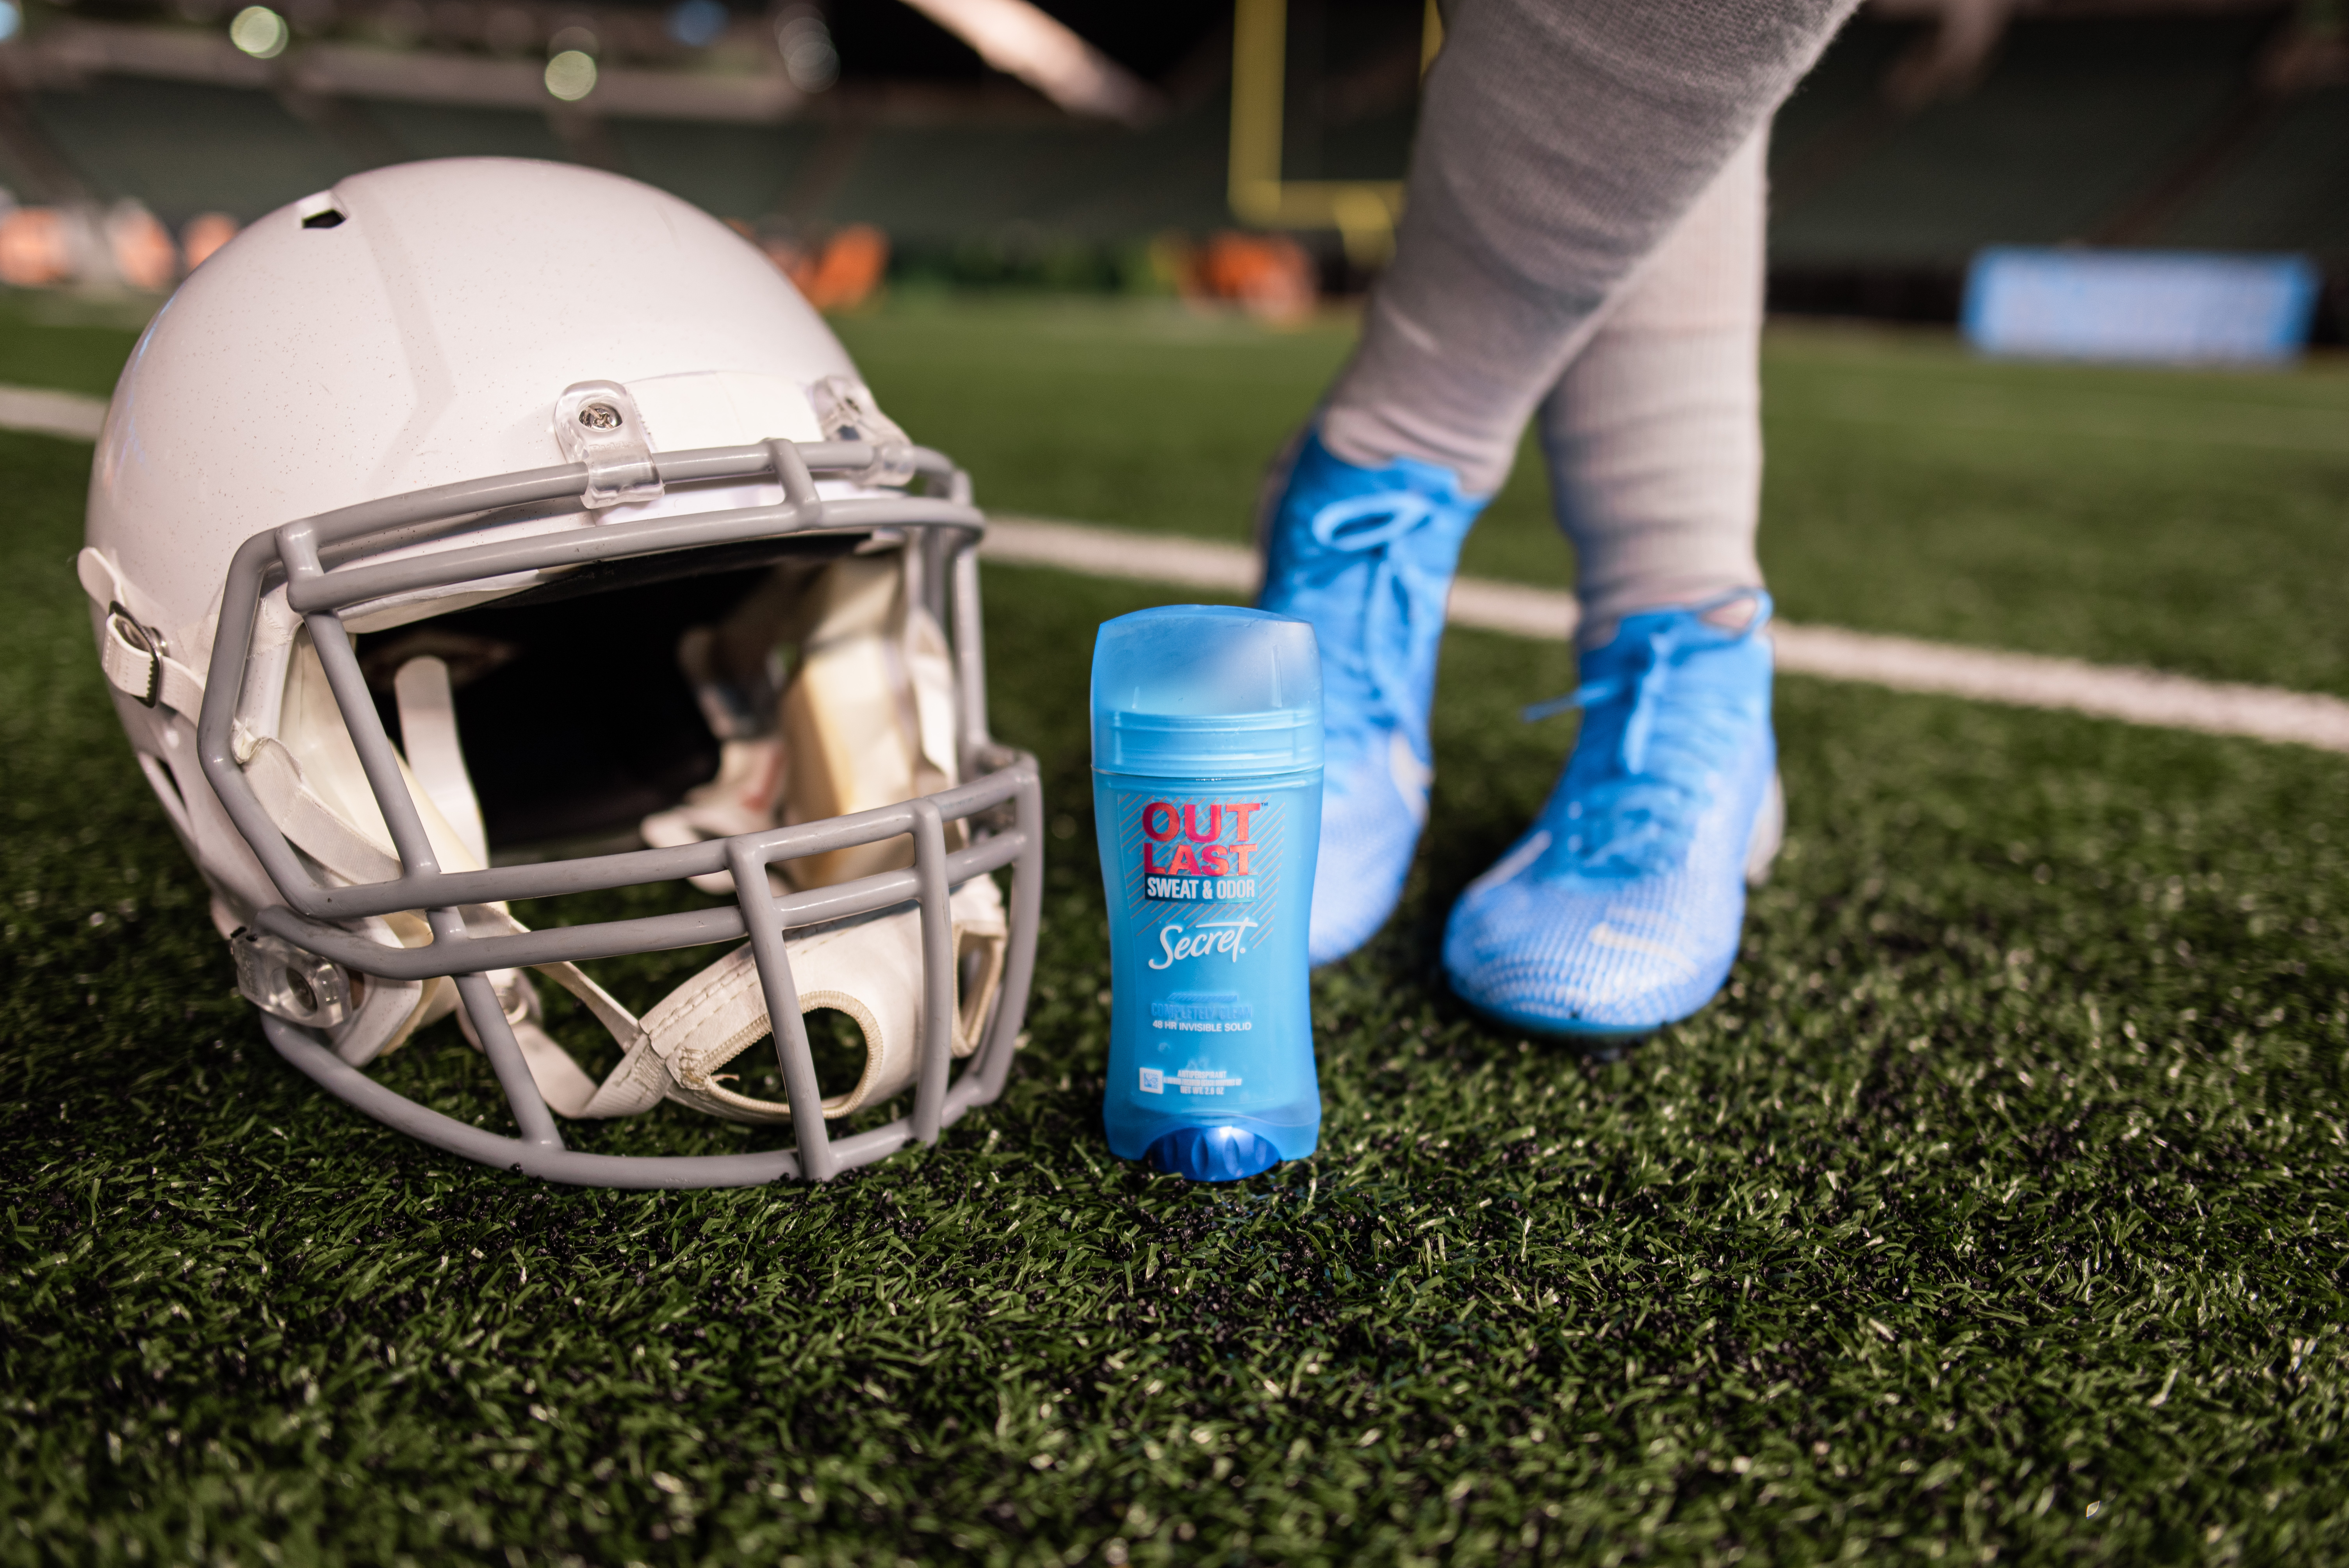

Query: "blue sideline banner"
left=1962, top=248, right=2320, bottom=365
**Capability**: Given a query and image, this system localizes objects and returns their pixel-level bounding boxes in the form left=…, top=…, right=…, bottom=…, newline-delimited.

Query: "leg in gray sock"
left=1540, top=127, right=1768, bottom=645
left=1319, top=0, right=1854, bottom=495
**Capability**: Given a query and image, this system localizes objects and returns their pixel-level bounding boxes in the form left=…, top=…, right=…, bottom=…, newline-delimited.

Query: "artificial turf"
left=4, top=298, right=2348, bottom=1565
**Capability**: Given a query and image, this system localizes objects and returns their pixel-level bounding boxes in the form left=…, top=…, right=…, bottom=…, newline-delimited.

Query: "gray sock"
left=1540, top=127, right=1768, bottom=645
left=1319, top=0, right=1856, bottom=495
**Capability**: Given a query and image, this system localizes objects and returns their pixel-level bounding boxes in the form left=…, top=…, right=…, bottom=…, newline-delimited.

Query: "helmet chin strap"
left=454, top=878, right=1009, bottom=1123
left=391, top=656, right=488, bottom=869
left=261, top=720, right=1011, bottom=1124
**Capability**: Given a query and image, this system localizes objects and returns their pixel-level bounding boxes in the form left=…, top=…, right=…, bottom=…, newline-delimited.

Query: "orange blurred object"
left=757, top=234, right=808, bottom=277
left=108, top=202, right=178, bottom=291
left=182, top=212, right=239, bottom=271
left=0, top=208, right=72, bottom=287
left=788, top=224, right=889, bottom=312
left=1196, top=232, right=1317, bottom=323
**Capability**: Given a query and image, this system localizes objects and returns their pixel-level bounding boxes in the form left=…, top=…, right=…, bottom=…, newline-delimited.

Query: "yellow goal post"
left=1227, top=0, right=1442, bottom=264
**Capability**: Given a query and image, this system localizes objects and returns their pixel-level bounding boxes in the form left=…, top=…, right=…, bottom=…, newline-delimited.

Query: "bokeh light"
left=665, top=0, right=727, bottom=50
left=543, top=48, right=597, bottom=101
left=228, top=4, right=289, bottom=58
left=107, top=201, right=178, bottom=292
left=180, top=212, right=239, bottom=271
left=775, top=8, right=836, bottom=92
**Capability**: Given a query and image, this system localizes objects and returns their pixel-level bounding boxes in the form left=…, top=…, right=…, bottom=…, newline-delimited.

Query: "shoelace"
left=1521, top=591, right=1772, bottom=875
left=1301, top=489, right=1452, bottom=744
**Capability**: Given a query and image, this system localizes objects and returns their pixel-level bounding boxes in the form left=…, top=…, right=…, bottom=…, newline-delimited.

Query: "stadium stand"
left=0, top=0, right=2336, bottom=320
left=1773, top=16, right=2275, bottom=267
left=2158, top=83, right=2349, bottom=253
left=16, top=80, right=355, bottom=216
left=1768, top=7, right=2348, bottom=329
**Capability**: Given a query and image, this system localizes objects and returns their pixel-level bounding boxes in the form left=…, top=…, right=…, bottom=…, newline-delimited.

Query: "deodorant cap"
left=1091, top=605, right=1322, bottom=778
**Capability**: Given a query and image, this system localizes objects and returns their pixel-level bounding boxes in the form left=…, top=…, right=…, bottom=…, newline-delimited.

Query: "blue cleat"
left=1257, top=432, right=1488, bottom=964
left=1442, top=592, right=1783, bottom=1037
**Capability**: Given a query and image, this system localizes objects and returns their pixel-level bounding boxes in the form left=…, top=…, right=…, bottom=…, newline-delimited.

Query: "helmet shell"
left=88, top=156, right=859, bottom=650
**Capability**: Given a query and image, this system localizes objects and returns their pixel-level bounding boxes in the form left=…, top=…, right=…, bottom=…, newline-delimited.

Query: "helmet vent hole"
left=295, top=190, right=346, bottom=229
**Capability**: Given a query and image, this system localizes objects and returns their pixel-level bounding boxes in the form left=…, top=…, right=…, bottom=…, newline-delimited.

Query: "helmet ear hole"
left=800, top=1006, right=870, bottom=1102
left=135, top=751, right=193, bottom=839
left=740, top=1005, right=876, bottom=1108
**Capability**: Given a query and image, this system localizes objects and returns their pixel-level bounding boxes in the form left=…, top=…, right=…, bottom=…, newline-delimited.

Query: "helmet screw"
left=578, top=403, right=622, bottom=430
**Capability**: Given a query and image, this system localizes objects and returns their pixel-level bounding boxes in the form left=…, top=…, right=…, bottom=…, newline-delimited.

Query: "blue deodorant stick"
left=1091, top=605, right=1323, bottom=1181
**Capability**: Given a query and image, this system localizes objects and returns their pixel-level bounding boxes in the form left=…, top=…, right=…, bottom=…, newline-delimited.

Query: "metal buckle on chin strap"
left=105, top=601, right=164, bottom=707
left=83, top=549, right=209, bottom=717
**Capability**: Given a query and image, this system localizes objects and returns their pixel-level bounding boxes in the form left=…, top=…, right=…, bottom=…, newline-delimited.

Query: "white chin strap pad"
left=475, top=874, right=1009, bottom=1124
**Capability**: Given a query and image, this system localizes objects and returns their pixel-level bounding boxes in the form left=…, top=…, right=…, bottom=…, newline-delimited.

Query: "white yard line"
left=982, top=515, right=2349, bottom=755
left=984, top=514, right=1259, bottom=595
left=0, top=384, right=107, bottom=443
left=1765, top=624, right=2349, bottom=754
left=12, top=388, right=2341, bottom=755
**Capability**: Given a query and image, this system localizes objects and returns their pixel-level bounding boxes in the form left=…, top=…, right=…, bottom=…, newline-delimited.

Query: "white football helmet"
left=80, top=158, right=1040, bottom=1187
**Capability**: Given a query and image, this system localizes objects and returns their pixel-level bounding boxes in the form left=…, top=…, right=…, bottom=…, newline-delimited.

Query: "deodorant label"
left=1096, top=776, right=1315, bottom=1126
left=1116, top=788, right=1284, bottom=980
